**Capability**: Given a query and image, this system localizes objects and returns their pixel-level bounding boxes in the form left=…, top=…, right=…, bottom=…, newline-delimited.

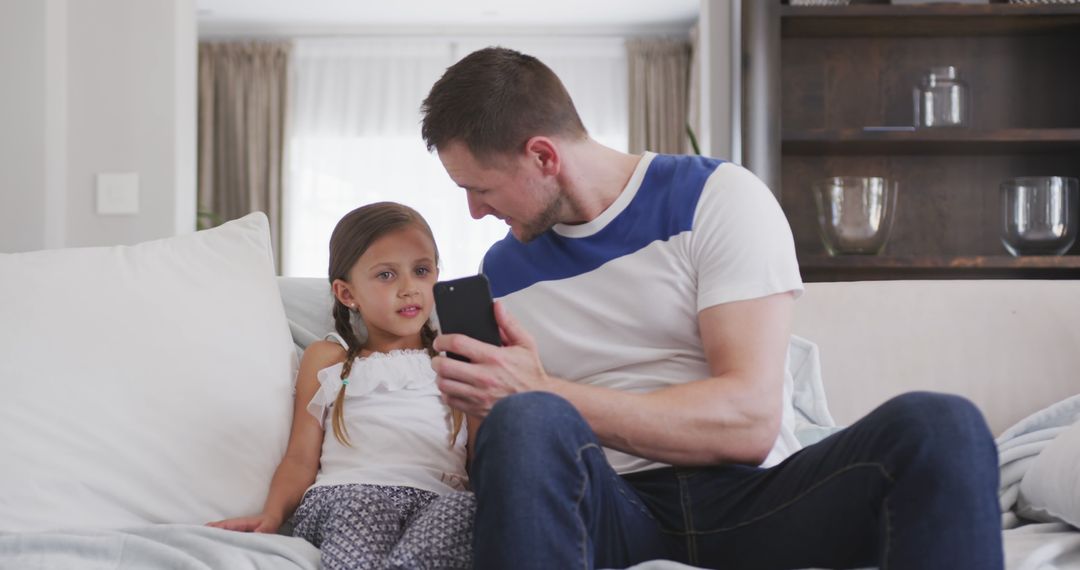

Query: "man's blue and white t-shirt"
left=482, top=152, right=805, bottom=474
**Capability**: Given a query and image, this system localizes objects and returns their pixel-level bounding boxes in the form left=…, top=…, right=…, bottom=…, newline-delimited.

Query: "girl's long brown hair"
left=327, top=202, right=464, bottom=447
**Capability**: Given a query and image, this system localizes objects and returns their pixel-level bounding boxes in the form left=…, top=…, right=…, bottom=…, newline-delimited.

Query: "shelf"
left=759, top=2, right=1080, bottom=282
left=782, top=4, right=1080, bottom=37
left=782, top=129, right=1080, bottom=155
left=799, top=255, right=1080, bottom=282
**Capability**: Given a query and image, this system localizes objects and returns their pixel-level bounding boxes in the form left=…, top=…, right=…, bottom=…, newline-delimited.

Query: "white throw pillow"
left=277, top=276, right=336, bottom=353
left=1019, top=418, right=1080, bottom=528
left=0, top=213, right=296, bottom=532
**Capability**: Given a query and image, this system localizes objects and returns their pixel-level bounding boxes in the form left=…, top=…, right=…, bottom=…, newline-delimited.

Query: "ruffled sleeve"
left=306, top=362, right=346, bottom=428
left=306, top=350, right=436, bottom=427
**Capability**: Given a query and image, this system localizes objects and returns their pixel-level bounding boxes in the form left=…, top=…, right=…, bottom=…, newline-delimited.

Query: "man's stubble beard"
left=516, top=187, right=566, bottom=243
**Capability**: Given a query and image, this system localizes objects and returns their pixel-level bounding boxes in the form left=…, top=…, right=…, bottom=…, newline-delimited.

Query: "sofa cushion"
left=788, top=334, right=840, bottom=446
left=277, top=276, right=335, bottom=356
left=1019, top=414, right=1080, bottom=528
left=0, top=213, right=296, bottom=532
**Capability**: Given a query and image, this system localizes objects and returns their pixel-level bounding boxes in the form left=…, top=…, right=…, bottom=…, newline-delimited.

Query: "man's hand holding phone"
left=431, top=275, right=553, bottom=418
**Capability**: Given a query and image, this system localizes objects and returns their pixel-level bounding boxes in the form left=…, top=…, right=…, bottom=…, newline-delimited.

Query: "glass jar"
left=913, top=66, right=970, bottom=128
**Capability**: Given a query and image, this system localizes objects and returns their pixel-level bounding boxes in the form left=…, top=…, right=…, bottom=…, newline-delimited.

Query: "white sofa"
left=795, top=279, right=1080, bottom=436
left=284, top=276, right=1080, bottom=570
left=1, top=215, right=1078, bottom=568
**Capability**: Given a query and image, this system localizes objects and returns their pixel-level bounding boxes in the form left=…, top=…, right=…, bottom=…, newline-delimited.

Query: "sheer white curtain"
left=284, top=37, right=628, bottom=279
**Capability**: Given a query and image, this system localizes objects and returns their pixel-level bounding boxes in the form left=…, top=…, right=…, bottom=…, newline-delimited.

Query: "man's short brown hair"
left=421, top=47, right=587, bottom=160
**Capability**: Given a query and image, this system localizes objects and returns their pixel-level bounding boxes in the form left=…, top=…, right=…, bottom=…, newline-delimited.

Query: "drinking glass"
left=1001, top=176, right=1079, bottom=256
left=813, top=177, right=898, bottom=255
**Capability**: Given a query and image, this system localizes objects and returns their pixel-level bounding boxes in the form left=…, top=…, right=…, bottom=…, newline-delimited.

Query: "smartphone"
left=433, top=274, right=502, bottom=362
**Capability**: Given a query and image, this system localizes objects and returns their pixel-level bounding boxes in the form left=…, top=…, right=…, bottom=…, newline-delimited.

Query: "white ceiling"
left=197, top=0, right=700, bottom=37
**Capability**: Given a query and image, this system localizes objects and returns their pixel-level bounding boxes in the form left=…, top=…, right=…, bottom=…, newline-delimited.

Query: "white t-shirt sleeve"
left=691, top=162, right=804, bottom=312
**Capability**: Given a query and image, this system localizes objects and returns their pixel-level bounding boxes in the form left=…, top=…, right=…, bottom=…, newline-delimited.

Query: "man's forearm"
left=544, top=374, right=782, bottom=466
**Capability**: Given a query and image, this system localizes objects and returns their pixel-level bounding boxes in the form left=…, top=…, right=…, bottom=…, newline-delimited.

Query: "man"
left=422, top=47, right=1001, bottom=570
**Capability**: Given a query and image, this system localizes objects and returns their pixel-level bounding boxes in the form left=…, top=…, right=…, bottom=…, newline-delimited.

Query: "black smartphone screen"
left=433, top=274, right=502, bottom=362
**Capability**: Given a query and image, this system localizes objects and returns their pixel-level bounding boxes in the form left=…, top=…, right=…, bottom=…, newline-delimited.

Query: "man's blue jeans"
left=470, top=391, right=1002, bottom=569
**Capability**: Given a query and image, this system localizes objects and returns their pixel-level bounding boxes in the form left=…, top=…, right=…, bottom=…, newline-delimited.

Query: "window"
left=284, top=37, right=628, bottom=279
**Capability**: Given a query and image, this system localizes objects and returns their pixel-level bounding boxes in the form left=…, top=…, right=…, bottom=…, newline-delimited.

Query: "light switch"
left=96, top=172, right=140, bottom=215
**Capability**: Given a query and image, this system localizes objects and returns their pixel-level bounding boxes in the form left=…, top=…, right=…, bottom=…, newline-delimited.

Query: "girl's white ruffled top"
left=306, top=336, right=467, bottom=495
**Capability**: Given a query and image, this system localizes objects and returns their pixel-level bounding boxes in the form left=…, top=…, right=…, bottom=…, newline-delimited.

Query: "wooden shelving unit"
left=782, top=4, right=1080, bottom=37
left=744, top=1, right=1080, bottom=282
left=799, top=255, right=1080, bottom=281
left=782, top=129, right=1080, bottom=155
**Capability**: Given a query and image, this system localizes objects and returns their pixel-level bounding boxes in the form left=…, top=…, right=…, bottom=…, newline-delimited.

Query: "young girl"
left=208, top=202, right=476, bottom=570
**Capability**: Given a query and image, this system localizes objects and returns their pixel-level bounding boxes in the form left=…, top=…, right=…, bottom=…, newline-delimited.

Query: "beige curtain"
left=627, top=38, right=692, bottom=155
left=198, top=41, right=291, bottom=270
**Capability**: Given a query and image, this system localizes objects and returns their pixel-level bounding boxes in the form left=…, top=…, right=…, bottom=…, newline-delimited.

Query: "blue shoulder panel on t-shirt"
left=482, top=154, right=725, bottom=298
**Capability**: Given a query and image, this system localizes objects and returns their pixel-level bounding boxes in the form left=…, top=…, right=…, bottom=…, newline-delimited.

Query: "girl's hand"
left=205, top=513, right=282, bottom=534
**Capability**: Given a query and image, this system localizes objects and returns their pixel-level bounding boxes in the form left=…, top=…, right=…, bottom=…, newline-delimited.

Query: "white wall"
left=0, top=0, right=196, bottom=253
left=696, top=0, right=739, bottom=162
left=0, top=1, right=48, bottom=252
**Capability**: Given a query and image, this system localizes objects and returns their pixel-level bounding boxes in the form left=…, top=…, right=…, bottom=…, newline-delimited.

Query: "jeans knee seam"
left=882, top=495, right=892, bottom=570
left=573, top=443, right=656, bottom=522
left=611, top=477, right=657, bottom=521
left=573, top=442, right=601, bottom=570
left=684, top=462, right=896, bottom=535
left=677, top=473, right=698, bottom=565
